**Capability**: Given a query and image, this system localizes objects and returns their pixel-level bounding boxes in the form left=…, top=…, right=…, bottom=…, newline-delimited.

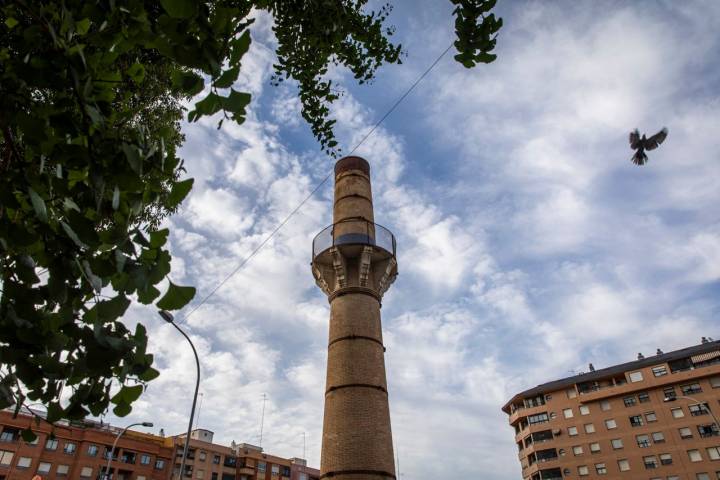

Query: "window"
left=0, top=428, right=18, bottom=442
left=258, top=462, right=266, bottom=473
left=213, top=454, right=220, bottom=464
left=699, top=423, right=720, bottom=437
left=528, top=413, right=549, bottom=424
left=629, top=371, right=644, bottom=382
left=578, top=465, right=589, bottom=476
left=643, top=456, right=658, bottom=469
left=137, top=477, right=146, bottom=480
left=637, top=434, right=651, bottom=447
left=710, top=376, right=720, bottom=388
left=629, top=415, right=644, bottom=427
left=646, top=411, right=657, bottom=422
left=652, top=431, right=665, bottom=443
left=140, top=454, right=151, bottom=465
left=199, top=451, right=206, bottom=461
left=600, top=400, right=611, bottom=411
left=611, top=438, right=624, bottom=449
left=708, top=446, right=720, bottom=460
left=595, top=463, right=607, bottom=475
left=57, top=464, right=70, bottom=475
left=690, top=403, right=711, bottom=416
left=697, top=474, right=710, bottom=480
left=563, top=408, right=574, bottom=419
left=589, top=442, right=600, bottom=453
left=573, top=445, right=583, bottom=455
left=17, top=456, right=32, bottom=468
left=671, top=407, right=685, bottom=418
left=272, top=464, right=280, bottom=475
left=652, top=365, right=668, bottom=377
left=566, top=388, right=577, bottom=399
left=682, top=383, right=702, bottom=394
left=0, top=450, right=14, bottom=466
left=663, top=386, right=676, bottom=399
left=688, top=449, right=703, bottom=462
left=38, top=462, right=52, bottom=473
left=579, top=405, right=590, bottom=415
left=87, top=444, right=98, bottom=456
left=638, top=392, right=650, bottom=403
left=80, top=466, right=93, bottom=477
left=618, top=459, right=630, bottom=471
left=680, top=427, right=693, bottom=438
left=197, top=469, right=205, bottom=479
left=155, top=459, right=165, bottom=469
left=624, top=396, right=637, bottom=407
left=45, top=438, right=58, bottom=450
left=584, top=423, right=595, bottom=434
left=668, top=477, right=680, bottom=480
left=605, top=419, right=617, bottom=429
left=63, top=442, right=76, bottom=454
left=568, top=426, right=578, bottom=436
left=660, top=453, right=673, bottom=465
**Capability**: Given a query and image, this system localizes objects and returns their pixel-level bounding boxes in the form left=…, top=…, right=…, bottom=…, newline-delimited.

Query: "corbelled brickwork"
left=312, top=156, right=397, bottom=480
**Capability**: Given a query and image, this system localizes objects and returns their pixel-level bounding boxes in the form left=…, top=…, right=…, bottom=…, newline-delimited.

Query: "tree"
left=0, top=0, right=502, bottom=430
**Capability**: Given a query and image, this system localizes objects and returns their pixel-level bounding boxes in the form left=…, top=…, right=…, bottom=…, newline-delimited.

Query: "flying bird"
left=629, top=127, right=668, bottom=165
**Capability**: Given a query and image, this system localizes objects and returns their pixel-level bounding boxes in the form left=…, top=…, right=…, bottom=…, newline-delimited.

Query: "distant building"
left=0, top=411, right=319, bottom=480
left=166, top=430, right=319, bottom=480
left=502, top=339, right=720, bottom=480
left=0, top=409, right=172, bottom=479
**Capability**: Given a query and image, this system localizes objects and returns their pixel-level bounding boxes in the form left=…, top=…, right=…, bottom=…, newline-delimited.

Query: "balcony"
left=312, top=219, right=396, bottom=260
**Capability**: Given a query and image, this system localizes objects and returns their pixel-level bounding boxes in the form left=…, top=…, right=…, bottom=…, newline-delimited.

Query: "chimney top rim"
left=335, top=156, right=370, bottom=176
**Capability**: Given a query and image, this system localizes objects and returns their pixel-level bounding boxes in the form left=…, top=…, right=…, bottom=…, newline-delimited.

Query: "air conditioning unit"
left=552, top=429, right=561, bottom=436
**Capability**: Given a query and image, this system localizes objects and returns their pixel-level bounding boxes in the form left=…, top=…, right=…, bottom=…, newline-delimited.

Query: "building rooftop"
left=502, top=338, right=720, bottom=412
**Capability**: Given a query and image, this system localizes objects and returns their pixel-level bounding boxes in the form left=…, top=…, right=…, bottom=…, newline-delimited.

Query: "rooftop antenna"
left=194, top=392, right=204, bottom=430
left=302, top=431, right=306, bottom=460
left=259, top=393, right=267, bottom=447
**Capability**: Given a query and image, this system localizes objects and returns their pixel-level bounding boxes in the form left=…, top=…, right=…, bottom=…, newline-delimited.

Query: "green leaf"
left=138, top=367, right=160, bottom=382
left=5, top=17, right=19, bottom=29
left=21, top=428, right=37, bottom=443
left=213, top=66, right=239, bottom=89
left=167, top=178, right=194, bottom=208
left=97, top=295, right=131, bottom=323
left=188, top=93, right=222, bottom=122
left=75, top=18, right=91, bottom=35
left=61, top=221, right=88, bottom=249
left=171, top=70, right=204, bottom=96
left=222, top=89, right=251, bottom=115
left=229, top=31, right=251, bottom=66
left=113, top=402, right=131, bottom=417
left=111, top=385, right=143, bottom=405
left=122, top=143, right=142, bottom=174
left=127, top=63, right=146, bottom=83
left=160, top=0, right=198, bottom=19
left=156, top=281, right=196, bottom=310
left=28, top=188, right=48, bottom=223
left=149, top=229, right=169, bottom=248
left=112, top=185, right=120, bottom=210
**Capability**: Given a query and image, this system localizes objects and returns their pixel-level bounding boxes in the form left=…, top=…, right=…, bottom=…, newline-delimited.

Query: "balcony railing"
left=312, top=219, right=396, bottom=259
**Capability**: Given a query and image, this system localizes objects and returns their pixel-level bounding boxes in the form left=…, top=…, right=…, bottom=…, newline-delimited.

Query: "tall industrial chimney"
left=311, top=156, right=398, bottom=480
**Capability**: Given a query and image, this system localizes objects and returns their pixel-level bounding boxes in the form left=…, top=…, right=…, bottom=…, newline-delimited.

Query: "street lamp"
left=159, top=310, right=200, bottom=480
left=104, top=421, right=153, bottom=479
left=664, top=395, right=720, bottom=430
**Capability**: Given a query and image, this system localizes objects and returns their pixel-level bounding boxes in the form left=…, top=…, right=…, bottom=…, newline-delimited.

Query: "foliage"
left=0, top=0, right=501, bottom=427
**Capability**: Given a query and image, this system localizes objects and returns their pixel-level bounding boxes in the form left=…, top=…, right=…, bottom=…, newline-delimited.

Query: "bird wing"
left=629, top=129, right=641, bottom=149
left=644, top=127, right=668, bottom=151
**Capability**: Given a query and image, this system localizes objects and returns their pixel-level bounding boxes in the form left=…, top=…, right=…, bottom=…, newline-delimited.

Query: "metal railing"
left=312, top=219, right=396, bottom=259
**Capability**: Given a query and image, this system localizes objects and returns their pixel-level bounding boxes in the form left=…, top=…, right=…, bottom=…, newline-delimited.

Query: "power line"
left=180, top=42, right=454, bottom=323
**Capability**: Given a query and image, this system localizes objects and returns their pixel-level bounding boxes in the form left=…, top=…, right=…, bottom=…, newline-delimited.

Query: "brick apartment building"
left=166, top=429, right=319, bottom=480
left=0, top=409, right=173, bottom=479
left=503, top=339, right=720, bottom=480
left=0, top=411, right=319, bottom=480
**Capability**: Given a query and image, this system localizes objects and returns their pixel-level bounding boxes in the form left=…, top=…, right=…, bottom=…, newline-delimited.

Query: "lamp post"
left=159, top=310, right=201, bottom=480
left=664, top=394, right=720, bottom=429
left=104, top=421, right=153, bottom=479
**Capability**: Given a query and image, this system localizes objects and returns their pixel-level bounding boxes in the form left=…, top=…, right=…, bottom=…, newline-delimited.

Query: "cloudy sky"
left=114, top=1, right=719, bottom=478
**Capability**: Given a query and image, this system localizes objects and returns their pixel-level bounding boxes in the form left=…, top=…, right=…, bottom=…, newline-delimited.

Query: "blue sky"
left=115, top=1, right=720, bottom=478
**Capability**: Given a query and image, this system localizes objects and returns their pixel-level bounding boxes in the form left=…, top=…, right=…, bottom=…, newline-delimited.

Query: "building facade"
left=503, top=339, right=720, bottom=480
left=0, top=413, right=319, bottom=480
left=0, top=409, right=172, bottom=480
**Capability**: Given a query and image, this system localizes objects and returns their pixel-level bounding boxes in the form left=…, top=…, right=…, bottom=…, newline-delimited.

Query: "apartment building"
left=167, top=430, right=320, bottom=480
left=0, top=409, right=172, bottom=480
left=502, top=339, right=720, bottom=480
